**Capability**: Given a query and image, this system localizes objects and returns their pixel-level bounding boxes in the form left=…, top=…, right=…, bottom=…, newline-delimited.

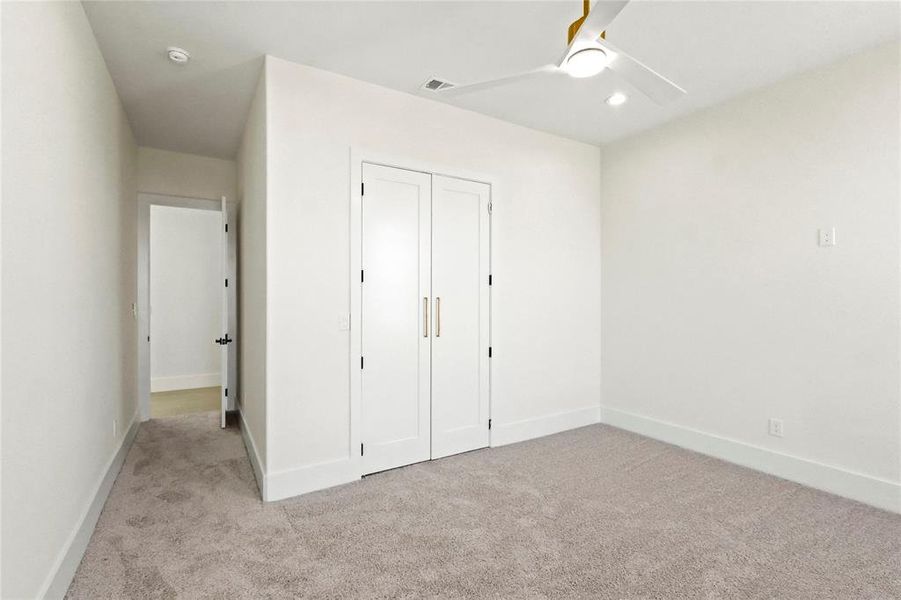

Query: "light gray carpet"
left=66, top=412, right=901, bottom=599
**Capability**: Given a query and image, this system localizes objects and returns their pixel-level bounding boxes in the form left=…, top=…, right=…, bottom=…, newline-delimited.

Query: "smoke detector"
left=167, top=47, right=191, bottom=65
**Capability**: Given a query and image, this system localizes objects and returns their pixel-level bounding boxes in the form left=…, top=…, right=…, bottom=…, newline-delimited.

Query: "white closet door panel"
left=361, top=163, right=431, bottom=475
left=431, top=175, right=490, bottom=459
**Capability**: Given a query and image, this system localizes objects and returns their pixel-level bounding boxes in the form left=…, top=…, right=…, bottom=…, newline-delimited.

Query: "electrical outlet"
left=768, top=418, right=784, bottom=438
left=818, top=227, right=836, bottom=247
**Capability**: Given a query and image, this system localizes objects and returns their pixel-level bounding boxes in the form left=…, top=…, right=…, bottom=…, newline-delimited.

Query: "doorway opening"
left=137, top=193, right=237, bottom=428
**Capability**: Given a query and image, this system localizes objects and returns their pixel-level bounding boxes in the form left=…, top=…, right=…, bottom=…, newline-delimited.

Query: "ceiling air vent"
left=421, top=78, right=455, bottom=92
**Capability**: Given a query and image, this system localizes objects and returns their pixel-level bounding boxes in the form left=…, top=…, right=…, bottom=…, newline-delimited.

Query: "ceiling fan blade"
left=559, top=0, right=630, bottom=65
left=437, top=65, right=559, bottom=96
left=600, top=39, right=686, bottom=105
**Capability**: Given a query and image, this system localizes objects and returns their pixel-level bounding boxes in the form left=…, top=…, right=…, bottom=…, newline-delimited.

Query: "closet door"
left=361, top=163, right=431, bottom=474
left=431, top=175, right=491, bottom=459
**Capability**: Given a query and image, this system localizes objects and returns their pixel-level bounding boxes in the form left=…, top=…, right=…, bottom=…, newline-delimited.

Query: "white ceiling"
left=83, top=1, right=900, bottom=159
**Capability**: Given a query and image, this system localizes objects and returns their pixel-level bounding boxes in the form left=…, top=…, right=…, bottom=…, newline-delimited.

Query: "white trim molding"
left=238, top=407, right=266, bottom=501
left=265, top=459, right=359, bottom=502
left=150, top=372, right=220, bottom=393
left=240, top=398, right=359, bottom=503
left=41, top=417, right=140, bottom=599
left=260, top=405, right=603, bottom=502
left=602, top=406, right=901, bottom=514
left=490, top=406, right=601, bottom=448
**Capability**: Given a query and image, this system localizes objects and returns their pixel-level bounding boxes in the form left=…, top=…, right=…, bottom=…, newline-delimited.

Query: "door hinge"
left=361, top=356, right=364, bottom=369
left=361, top=269, right=364, bottom=283
left=488, top=418, right=492, bottom=430
left=488, top=346, right=492, bottom=358
left=225, top=278, right=229, bottom=287
left=488, top=274, right=492, bottom=286
left=225, top=388, right=228, bottom=397
left=361, top=443, right=364, bottom=456
left=225, top=223, right=228, bottom=233
left=147, top=335, right=150, bottom=342
left=361, top=182, right=365, bottom=196
left=488, top=202, right=493, bottom=214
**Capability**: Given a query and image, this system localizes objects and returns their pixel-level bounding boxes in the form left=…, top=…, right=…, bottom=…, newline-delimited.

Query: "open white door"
left=219, top=196, right=230, bottom=428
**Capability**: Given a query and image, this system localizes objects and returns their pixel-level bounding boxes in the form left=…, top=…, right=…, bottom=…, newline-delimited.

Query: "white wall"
left=137, top=146, right=236, bottom=202
left=1, top=2, right=138, bottom=597
left=150, top=206, right=221, bottom=392
left=237, top=70, right=268, bottom=479
left=262, top=56, right=601, bottom=498
left=600, top=42, right=901, bottom=512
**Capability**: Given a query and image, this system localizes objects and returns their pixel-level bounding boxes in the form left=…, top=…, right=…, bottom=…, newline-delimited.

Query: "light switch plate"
left=339, top=314, right=350, bottom=331
left=818, top=227, right=836, bottom=247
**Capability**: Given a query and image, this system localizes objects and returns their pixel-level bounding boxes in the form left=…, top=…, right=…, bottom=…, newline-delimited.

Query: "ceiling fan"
left=436, top=0, right=685, bottom=104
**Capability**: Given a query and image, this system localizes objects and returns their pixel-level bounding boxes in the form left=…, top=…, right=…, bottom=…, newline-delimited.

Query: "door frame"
left=136, top=192, right=237, bottom=422
left=349, top=148, right=494, bottom=476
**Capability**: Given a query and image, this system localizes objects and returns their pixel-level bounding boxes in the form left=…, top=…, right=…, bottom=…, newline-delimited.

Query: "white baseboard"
left=490, top=405, right=601, bottom=447
left=263, top=404, right=602, bottom=502
left=602, top=406, right=901, bottom=514
left=261, top=406, right=602, bottom=503
left=41, top=416, right=140, bottom=599
left=259, top=406, right=603, bottom=502
left=151, top=372, right=219, bottom=393
left=265, top=457, right=360, bottom=502
left=238, top=407, right=266, bottom=500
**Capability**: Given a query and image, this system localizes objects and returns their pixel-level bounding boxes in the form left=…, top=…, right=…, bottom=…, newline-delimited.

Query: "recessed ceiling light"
left=564, top=47, right=610, bottom=78
left=606, top=92, right=628, bottom=106
left=167, top=47, right=191, bottom=65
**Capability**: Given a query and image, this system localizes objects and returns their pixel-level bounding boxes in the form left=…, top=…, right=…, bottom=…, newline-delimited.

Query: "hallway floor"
left=66, top=414, right=901, bottom=599
left=150, top=386, right=220, bottom=418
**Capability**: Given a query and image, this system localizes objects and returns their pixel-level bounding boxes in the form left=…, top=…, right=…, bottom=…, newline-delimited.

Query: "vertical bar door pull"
left=436, top=297, right=441, bottom=337
left=423, top=297, right=429, bottom=337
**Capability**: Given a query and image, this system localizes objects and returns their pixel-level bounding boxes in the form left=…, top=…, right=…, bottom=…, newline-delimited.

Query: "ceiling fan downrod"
left=567, top=0, right=606, bottom=45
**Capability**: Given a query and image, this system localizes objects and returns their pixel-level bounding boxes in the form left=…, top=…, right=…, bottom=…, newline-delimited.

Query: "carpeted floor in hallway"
left=66, top=413, right=901, bottom=599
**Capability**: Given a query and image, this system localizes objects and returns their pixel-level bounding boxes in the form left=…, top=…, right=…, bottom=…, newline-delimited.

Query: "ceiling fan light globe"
left=565, top=47, right=609, bottom=78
